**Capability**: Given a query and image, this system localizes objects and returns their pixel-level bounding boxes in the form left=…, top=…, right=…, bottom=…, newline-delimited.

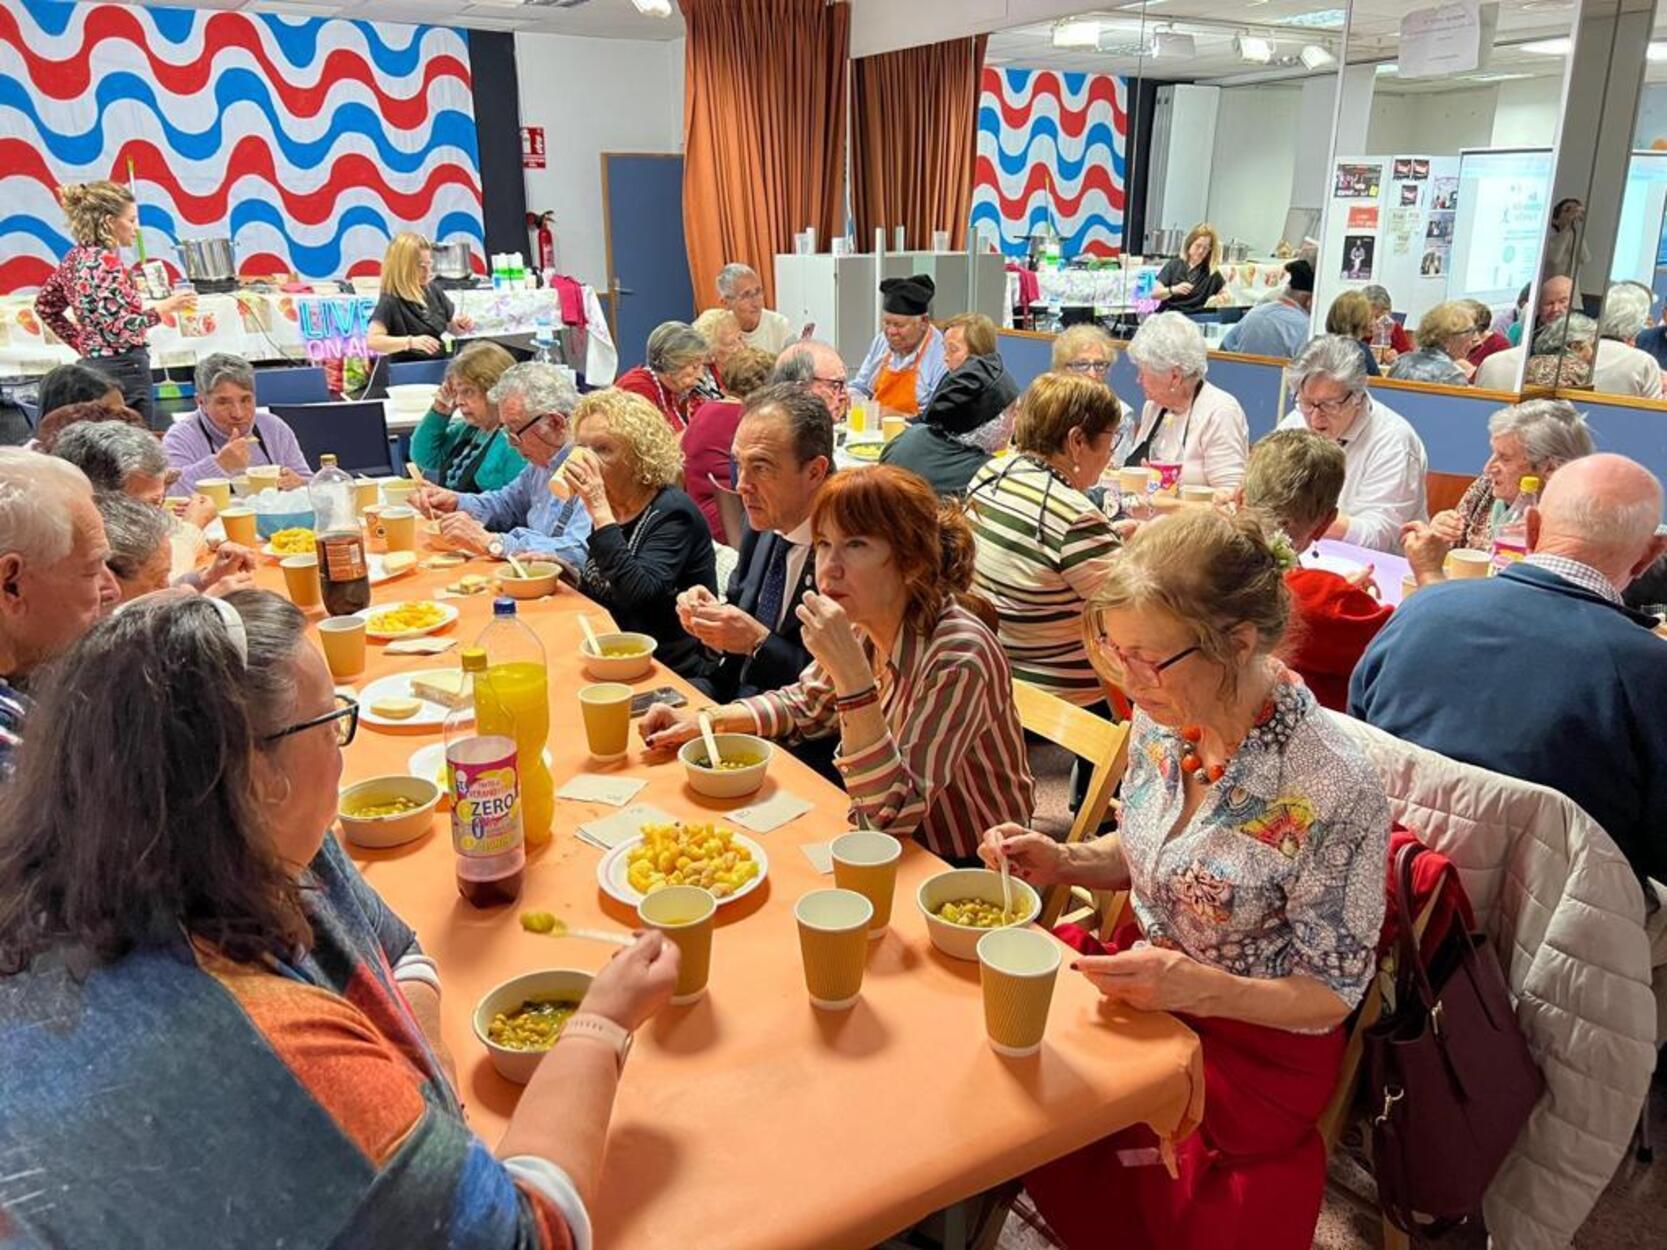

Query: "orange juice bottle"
left=475, top=598, right=553, bottom=849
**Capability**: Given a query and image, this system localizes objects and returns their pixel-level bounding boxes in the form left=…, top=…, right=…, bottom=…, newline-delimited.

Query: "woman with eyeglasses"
left=410, top=340, right=526, bottom=494
left=980, top=507, right=1389, bottom=1250
left=1385, top=300, right=1478, bottom=386
left=0, top=589, right=680, bottom=1248
left=411, top=362, right=594, bottom=573
left=1113, top=311, right=1249, bottom=490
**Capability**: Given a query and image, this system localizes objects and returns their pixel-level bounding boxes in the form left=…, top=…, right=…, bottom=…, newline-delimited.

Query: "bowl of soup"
left=472, top=968, right=594, bottom=1084
left=677, top=732, right=773, bottom=799
left=495, top=561, right=561, bottom=600
left=916, top=867, right=1041, bottom=961
left=336, top=775, right=441, bottom=848
left=579, top=631, right=657, bottom=681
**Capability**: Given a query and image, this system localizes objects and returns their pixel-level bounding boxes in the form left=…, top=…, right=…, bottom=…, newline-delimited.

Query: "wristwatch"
left=487, top=538, right=505, bottom=560
left=562, top=1013, right=634, bottom=1071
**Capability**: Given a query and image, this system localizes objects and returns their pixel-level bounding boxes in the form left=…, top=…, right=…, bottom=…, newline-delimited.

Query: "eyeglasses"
left=1296, top=392, right=1358, bottom=418
left=265, top=694, right=358, bottom=746
left=1092, top=638, right=1201, bottom=686
left=1064, top=359, right=1111, bottom=376
left=812, top=376, right=849, bottom=394
left=506, top=410, right=557, bottom=447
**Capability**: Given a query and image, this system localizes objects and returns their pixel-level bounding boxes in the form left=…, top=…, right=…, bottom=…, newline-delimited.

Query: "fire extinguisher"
left=527, top=211, right=556, bottom=273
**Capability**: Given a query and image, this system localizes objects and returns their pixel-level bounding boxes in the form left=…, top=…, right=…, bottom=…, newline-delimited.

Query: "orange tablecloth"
left=269, top=558, right=1204, bottom=1250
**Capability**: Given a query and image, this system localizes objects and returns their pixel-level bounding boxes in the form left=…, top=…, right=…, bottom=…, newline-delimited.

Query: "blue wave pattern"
left=3, top=0, right=482, bottom=290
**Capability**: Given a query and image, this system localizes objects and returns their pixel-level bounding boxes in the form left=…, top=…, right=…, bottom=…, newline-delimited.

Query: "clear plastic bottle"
left=532, top=305, right=557, bottom=365
left=309, top=453, right=369, bottom=615
left=445, top=646, right=525, bottom=907
left=1489, top=474, right=1540, bottom=574
left=474, top=598, right=553, bottom=849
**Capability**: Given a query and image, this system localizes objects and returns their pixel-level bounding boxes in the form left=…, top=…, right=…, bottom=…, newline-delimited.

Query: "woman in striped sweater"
left=642, top=466, right=1033, bottom=865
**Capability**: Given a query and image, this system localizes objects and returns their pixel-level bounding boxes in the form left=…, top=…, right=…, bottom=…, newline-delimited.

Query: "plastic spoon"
left=504, top=551, right=530, bottom=579
left=520, top=912, right=632, bottom=946
left=578, top=613, right=600, bottom=655
left=698, top=710, right=724, bottom=769
left=998, top=845, right=1014, bottom=921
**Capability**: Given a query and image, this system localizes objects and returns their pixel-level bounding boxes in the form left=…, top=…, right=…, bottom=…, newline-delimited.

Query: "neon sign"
left=298, top=296, right=379, bottom=362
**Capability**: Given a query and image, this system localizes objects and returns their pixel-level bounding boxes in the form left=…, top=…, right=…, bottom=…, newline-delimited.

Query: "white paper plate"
left=359, top=668, right=474, bottom=729
left=359, top=599, right=460, bottom=641
left=1306, top=552, right=1367, bottom=580
left=368, top=553, right=419, bottom=586
left=595, top=830, right=769, bottom=909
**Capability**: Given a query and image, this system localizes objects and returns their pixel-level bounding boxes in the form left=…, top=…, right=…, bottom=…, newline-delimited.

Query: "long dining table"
left=258, top=554, right=1204, bottom=1250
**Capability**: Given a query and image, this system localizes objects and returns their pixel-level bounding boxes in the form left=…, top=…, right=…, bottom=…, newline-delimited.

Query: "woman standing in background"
left=35, top=181, right=192, bottom=429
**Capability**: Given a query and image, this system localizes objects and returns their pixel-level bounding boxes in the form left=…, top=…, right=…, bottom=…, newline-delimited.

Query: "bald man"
left=1478, top=275, right=1581, bottom=388
left=1350, top=454, right=1667, bottom=889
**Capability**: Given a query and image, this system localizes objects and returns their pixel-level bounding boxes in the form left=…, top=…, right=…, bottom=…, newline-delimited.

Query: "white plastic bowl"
left=678, top=733, right=773, bottom=799
left=579, top=631, right=657, bottom=681
left=916, top=868, right=1041, bottom=961
left=473, top=968, right=594, bottom=1084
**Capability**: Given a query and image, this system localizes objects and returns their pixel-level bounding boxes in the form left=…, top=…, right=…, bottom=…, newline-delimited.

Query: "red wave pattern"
left=0, top=5, right=469, bottom=127
left=0, top=256, right=54, bottom=292
left=973, top=156, right=1126, bottom=219
left=981, top=66, right=1126, bottom=137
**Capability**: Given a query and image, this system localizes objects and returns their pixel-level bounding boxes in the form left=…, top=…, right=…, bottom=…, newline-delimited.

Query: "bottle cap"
left=1521, top=475, right=1541, bottom=494
left=320, top=454, right=337, bottom=467
left=493, top=596, right=517, bottom=616
left=461, top=646, right=487, bottom=672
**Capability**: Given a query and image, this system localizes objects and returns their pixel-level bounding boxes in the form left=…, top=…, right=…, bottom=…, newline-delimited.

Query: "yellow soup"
left=346, top=796, right=422, bottom=819
left=695, top=753, right=762, bottom=772
left=935, top=898, right=1018, bottom=929
left=597, top=644, right=648, bottom=658
left=487, top=997, right=580, bottom=1052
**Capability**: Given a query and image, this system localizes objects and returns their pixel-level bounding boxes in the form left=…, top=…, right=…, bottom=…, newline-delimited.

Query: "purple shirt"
left=162, top=408, right=314, bottom=496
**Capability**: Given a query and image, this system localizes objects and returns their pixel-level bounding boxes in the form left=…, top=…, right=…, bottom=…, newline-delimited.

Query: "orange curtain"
left=851, top=35, right=987, bottom=253
left=681, top=0, right=849, bottom=309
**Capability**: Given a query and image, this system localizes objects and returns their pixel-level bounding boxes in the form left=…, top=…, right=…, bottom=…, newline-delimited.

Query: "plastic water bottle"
left=532, top=306, right=557, bottom=365
left=474, top=599, right=553, bottom=850
left=445, top=646, right=525, bottom=907
left=1489, top=475, right=1540, bottom=574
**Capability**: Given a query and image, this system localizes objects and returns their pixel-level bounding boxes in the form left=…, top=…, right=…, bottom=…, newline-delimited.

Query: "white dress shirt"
left=1113, top=380, right=1250, bottom=488
left=741, top=309, right=795, bottom=357
left=1277, top=395, right=1428, bottom=553
left=1591, top=340, right=1664, bottom=399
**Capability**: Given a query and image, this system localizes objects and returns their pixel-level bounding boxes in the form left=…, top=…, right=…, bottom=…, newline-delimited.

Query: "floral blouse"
left=1119, top=678, right=1389, bottom=1012
left=35, top=245, right=159, bottom=357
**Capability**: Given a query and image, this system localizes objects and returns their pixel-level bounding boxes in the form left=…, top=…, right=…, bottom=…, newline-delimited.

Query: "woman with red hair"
left=642, top=465, right=1034, bottom=864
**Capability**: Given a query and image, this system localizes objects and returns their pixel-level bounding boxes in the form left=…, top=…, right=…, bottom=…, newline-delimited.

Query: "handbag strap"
left=1391, top=841, right=1442, bottom=1016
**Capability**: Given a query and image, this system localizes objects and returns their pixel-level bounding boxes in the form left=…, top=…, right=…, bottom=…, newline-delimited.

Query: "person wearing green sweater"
left=409, top=340, right=526, bottom=493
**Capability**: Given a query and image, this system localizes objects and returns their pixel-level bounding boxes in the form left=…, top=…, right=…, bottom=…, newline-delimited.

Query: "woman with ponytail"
left=642, top=465, right=1033, bottom=864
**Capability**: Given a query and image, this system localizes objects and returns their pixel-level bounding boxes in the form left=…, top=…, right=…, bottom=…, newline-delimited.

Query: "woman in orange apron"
left=864, top=274, right=944, bottom=419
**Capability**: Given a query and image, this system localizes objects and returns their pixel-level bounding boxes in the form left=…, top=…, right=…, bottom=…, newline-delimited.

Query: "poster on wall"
left=1400, top=184, right=1421, bottom=206
left=1413, top=159, right=1431, bottom=180
left=1342, top=235, right=1377, bottom=281
left=1335, top=163, right=1384, bottom=198
left=1388, top=208, right=1421, bottom=256
left=1421, top=245, right=1450, bottom=276
left=1393, top=158, right=1412, bottom=179
left=1432, top=177, right=1459, bottom=211
left=1348, top=205, right=1381, bottom=229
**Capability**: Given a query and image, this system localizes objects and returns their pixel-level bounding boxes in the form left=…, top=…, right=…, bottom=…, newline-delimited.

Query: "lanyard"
left=196, top=413, right=269, bottom=462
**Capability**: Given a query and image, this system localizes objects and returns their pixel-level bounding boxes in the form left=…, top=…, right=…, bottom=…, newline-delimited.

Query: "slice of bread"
left=410, top=670, right=471, bottom=710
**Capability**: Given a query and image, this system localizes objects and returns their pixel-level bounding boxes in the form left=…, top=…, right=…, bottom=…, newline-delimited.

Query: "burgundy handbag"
left=1365, top=842, right=1545, bottom=1234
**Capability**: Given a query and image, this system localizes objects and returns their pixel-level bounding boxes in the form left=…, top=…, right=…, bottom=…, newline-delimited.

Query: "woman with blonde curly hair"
left=34, top=181, right=193, bottom=428
left=566, top=388, right=718, bottom=675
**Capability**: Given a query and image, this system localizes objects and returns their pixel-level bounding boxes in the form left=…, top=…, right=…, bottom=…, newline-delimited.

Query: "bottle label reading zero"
left=318, top=531, right=367, bottom=581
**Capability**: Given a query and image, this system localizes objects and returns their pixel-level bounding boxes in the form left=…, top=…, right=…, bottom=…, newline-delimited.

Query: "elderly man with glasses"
left=718, top=262, right=795, bottom=356
left=410, top=363, right=592, bottom=572
left=1276, top=334, right=1428, bottom=553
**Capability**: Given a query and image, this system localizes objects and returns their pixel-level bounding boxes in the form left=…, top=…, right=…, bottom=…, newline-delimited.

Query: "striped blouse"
left=966, top=454, right=1122, bottom=707
left=740, top=604, right=1035, bottom=861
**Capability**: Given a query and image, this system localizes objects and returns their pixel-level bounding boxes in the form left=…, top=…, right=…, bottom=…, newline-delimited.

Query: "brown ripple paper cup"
left=637, top=885, right=716, bottom=1005
left=831, top=831, right=901, bottom=937
left=795, top=888, right=873, bottom=1011
left=977, top=928, right=1061, bottom=1057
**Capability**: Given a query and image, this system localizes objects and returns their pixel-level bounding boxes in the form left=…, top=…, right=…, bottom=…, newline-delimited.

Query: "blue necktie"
left=756, top=537, right=791, bottom=632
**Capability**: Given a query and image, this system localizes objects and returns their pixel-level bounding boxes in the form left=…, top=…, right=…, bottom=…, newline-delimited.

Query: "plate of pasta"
left=360, top=599, right=459, bottom=640
left=595, top=821, right=768, bottom=908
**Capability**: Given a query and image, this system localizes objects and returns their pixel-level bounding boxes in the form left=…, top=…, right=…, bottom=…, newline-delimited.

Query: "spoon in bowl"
left=698, top=710, right=724, bottom=769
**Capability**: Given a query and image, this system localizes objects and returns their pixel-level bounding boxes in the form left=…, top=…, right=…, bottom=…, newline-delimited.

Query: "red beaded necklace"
left=1180, top=696, right=1278, bottom=786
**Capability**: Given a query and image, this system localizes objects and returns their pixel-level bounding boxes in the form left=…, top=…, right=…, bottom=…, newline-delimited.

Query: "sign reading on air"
left=298, top=296, right=379, bottom=362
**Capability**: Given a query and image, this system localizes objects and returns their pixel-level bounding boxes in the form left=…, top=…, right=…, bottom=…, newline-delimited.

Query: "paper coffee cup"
left=318, top=616, right=366, bottom=680
left=280, top=553, right=322, bottom=610
left=638, top=886, right=716, bottom=1005
left=362, top=505, right=387, bottom=553
left=547, top=448, right=595, bottom=502
left=1445, top=549, right=1491, bottom=579
left=977, top=928, right=1061, bottom=1057
left=794, top=889, right=873, bottom=1010
left=247, top=465, right=281, bottom=490
left=831, top=831, right=902, bottom=937
left=381, top=506, right=417, bottom=553
left=579, top=682, right=632, bottom=760
left=354, top=480, right=380, bottom=515
left=881, top=415, right=907, bottom=444
left=220, top=507, right=257, bottom=546
left=1180, top=484, right=1215, bottom=505
left=197, top=477, right=231, bottom=510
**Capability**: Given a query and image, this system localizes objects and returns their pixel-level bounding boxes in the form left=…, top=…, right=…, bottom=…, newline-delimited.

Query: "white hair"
left=1597, top=281, right=1653, bottom=342
left=1126, top=311, right=1208, bottom=380
left=1488, top=399, right=1593, bottom=470
left=716, top=263, right=758, bottom=300
left=1286, top=334, right=1369, bottom=397
left=0, top=448, right=92, bottom=565
left=488, top=361, right=580, bottom=420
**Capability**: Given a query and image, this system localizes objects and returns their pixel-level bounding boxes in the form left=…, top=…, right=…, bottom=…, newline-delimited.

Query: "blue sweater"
left=1349, top=562, right=1667, bottom=885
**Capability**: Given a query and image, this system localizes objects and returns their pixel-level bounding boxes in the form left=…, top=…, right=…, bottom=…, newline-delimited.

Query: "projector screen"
left=1611, top=151, right=1667, bottom=288
left=1450, top=148, right=1554, bottom=307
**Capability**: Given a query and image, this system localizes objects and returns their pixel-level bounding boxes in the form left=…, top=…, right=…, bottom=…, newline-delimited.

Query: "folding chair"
left=253, top=365, right=331, bottom=406
left=388, top=359, right=449, bottom=387
left=267, top=401, right=395, bottom=477
left=708, top=473, right=749, bottom=550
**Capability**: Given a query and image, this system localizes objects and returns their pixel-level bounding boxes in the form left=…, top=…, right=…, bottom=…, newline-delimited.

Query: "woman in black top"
left=565, top=388, right=718, bottom=678
left=1152, top=224, right=1228, bottom=315
left=366, top=232, right=475, bottom=365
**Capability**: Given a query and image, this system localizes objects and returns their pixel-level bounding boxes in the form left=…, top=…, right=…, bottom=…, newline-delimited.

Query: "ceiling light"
left=1052, top=18, right=1102, bottom=49
left=1237, top=34, right=1275, bottom=63
left=1648, top=42, right=1667, bottom=60
left=1152, top=30, right=1196, bottom=58
left=630, top=0, right=672, bottom=14
left=1300, top=44, right=1336, bottom=68
left=1470, top=71, right=1534, bottom=81
left=1274, top=9, right=1347, bottom=28
left=1115, top=0, right=1167, bottom=8
left=1375, top=62, right=1399, bottom=75
left=1520, top=38, right=1571, bottom=55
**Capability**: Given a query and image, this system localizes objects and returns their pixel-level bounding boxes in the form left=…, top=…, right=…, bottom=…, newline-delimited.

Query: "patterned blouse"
left=0, top=675, right=28, bottom=780
left=34, top=245, right=160, bottom=357
left=1119, top=678, right=1389, bottom=1012
left=1451, top=474, right=1502, bottom=550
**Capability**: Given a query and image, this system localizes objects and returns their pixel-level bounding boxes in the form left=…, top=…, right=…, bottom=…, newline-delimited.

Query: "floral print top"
left=1119, top=678, right=1389, bottom=1012
left=34, top=245, right=159, bottom=357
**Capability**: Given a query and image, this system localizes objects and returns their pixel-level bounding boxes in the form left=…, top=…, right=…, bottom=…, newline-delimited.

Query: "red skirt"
left=1024, top=923, right=1346, bottom=1250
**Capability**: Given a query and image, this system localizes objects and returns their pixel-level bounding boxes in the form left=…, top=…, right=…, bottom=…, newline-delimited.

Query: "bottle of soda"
left=1489, top=474, right=1540, bottom=574
left=310, top=453, right=370, bottom=615
left=474, top=598, right=553, bottom=850
left=446, top=646, right=525, bottom=907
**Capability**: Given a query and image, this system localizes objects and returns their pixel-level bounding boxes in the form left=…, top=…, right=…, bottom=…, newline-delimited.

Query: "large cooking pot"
left=1144, top=226, right=1184, bottom=257
left=1222, top=239, right=1252, bottom=263
left=431, top=240, right=471, bottom=280
left=177, top=237, right=235, bottom=283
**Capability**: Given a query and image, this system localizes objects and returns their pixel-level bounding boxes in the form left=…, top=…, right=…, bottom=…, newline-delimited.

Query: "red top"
left=1468, top=330, right=1511, bottom=368
left=1282, top=567, right=1392, bottom=712
left=1389, top=322, right=1414, bottom=356
left=682, top=399, right=746, bottom=540
left=616, top=365, right=693, bottom=433
left=34, top=245, right=159, bottom=357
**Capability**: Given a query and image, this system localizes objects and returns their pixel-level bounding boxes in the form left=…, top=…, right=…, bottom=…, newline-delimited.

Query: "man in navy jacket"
left=1350, top=454, right=1667, bottom=888
left=677, top=384, right=833, bottom=702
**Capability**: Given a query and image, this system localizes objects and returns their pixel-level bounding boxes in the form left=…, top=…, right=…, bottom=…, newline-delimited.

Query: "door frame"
left=600, top=151, right=686, bottom=350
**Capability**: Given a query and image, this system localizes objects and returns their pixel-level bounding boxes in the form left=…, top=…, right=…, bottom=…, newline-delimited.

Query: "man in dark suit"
left=678, top=383, right=833, bottom=701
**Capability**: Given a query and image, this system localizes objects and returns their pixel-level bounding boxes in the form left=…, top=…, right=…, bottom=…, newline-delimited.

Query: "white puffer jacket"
left=1331, top=715, right=1656, bottom=1250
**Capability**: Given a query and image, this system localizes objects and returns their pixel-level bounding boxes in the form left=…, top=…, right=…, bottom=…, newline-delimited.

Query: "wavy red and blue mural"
left=971, top=66, right=1127, bottom=259
left=0, top=0, right=483, bottom=294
